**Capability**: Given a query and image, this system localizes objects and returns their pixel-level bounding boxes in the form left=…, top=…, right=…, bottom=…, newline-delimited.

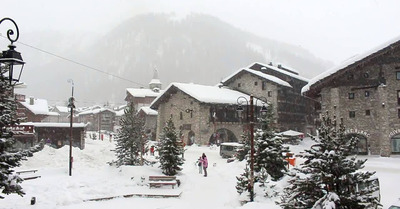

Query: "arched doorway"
left=209, top=128, right=238, bottom=145
left=391, top=134, right=400, bottom=154
left=346, top=134, right=368, bottom=155
left=187, top=131, right=195, bottom=146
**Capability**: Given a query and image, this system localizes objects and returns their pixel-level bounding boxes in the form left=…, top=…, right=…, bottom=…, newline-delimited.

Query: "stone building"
left=222, top=62, right=318, bottom=134
left=125, top=68, right=163, bottom=112
left=138, top=106, right=158, bottom=140
left=302, top=36, right=400, bottom=157
left=77, top=106, right=116, bottom=132
left=150, top=82, right=259, bottom=145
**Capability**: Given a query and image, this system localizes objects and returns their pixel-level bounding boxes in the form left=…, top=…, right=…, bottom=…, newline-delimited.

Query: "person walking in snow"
left=201, top=153, right=208, bottom=177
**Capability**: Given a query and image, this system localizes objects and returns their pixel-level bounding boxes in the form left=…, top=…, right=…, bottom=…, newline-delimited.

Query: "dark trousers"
left=203, top=167, right=207, bottom=177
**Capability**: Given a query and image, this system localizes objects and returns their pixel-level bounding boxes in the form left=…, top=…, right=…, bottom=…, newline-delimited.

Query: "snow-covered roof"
left=220, top=142, right=243, bottom=147
left=55, top=106, right=69, bottom=113
left=77, top=107, right=115, bottom=116
left=276, top=130, right=304, bottom=137
left=126, top=88, right=164, bottom=98
left=222, top=68, right=292, bottom=88
left=302, top=35, right=400, bottom=94
left=47, top=112, right=60, bottom=116
left=149, top=79, right=161, bottom=85
left=20, top=122, right=87, bottom=128
left=151, top=82, right=266, bottom=108
left=249, top=62, right=309, bottom=82
left=115, top=108, right=126, bottom=117
left=276, top=63, right=300, bottom=75
left=139, top=106, right=158, bottom=116
left=19, top=97, right=51, bottom=115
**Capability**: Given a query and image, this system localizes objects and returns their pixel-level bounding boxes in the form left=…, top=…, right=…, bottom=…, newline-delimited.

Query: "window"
left=238, top=83, right=241, bottom=88
left=366, top=110, right=371, bottom=116
left=348, top=74, right=354, bottom=80
left=349, top=111, right=355, bottom=118
left=398, top=109, right=400, bottom=118
left=254, top=81, right=258, bottom=86
left=180, top=112, right=183, bottom=120
left=363, top=73, right=369, bottom=78
left=398, top=90, right=400, bottom=105
left=268, top=91, right=272, bottom=97
left=397, top=71, right=400, bottom=80
left=262, top=82, right=266, bottom=90
left=349, top=93, right=355, bottom=99
left=365, top=91, right=370, bottom=97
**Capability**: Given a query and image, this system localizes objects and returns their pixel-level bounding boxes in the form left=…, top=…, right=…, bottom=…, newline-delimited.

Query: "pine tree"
left=280, top=115, right=380, bottom=209
left=236, top=165, right=251, bottom=195
left=157, top=117, right=184, bottom=176
left=236, top=103, right=288, bottom=199
left=254, top=104, right=289, bottom=181
left=114, top=102, right=147, bottom=166
left=0, top=67, right=24, bottom=198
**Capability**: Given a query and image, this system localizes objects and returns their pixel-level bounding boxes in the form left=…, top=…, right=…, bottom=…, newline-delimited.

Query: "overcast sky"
left=2, top=0, right=400, bottom=64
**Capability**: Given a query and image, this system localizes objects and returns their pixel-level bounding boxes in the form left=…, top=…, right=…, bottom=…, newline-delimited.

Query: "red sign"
left=11, top=125, right=34, bottom=134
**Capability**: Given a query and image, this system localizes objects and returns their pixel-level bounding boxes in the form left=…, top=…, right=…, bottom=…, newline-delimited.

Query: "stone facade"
left=153, top=85, right=247, bottom=146
left=304, top=39, right=400, bottom=156
left=223, top=62, right=318, bottom=135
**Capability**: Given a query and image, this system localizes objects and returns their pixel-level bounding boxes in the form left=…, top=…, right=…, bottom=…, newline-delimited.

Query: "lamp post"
left=67, top=79, right=75, bottom=176
left=237, top=95, right=268, bottom=202
left=0, top=18, right=25, bottom=87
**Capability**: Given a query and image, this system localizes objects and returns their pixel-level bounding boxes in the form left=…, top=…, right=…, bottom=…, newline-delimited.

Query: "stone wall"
left=155, top=90, right=245, bottom=145
left=318, top=47, right=400, bottom=156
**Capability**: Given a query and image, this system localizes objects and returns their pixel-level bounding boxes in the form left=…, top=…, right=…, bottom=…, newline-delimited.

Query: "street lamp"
left=0, top=18, right=25, bottom=86
left=67, top=79, right=75, bottom=176
left=236, top=94, right=268, bottom=202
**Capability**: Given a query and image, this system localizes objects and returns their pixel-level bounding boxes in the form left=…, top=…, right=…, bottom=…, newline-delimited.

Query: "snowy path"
left=2, top=138, right=400, bottom=209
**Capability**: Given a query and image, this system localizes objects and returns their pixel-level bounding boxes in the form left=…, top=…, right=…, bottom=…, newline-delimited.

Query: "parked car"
left=219, top=142, right=243, bottom=158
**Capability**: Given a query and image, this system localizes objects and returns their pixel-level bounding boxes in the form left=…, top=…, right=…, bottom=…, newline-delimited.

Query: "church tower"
left=149, top=66, right=162, bottom=92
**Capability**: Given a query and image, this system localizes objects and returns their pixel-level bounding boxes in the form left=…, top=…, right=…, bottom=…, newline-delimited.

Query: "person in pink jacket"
left=201, top=153, right=208, bottom=177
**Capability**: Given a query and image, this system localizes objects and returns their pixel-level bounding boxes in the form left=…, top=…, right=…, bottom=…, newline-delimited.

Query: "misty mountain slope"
left=17, top=13, right=331, bottom=105
left=88, top=14, right=330, bottom=96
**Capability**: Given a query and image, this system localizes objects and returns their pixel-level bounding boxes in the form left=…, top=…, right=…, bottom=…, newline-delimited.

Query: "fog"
left=1, top=0, right=400, bottom=105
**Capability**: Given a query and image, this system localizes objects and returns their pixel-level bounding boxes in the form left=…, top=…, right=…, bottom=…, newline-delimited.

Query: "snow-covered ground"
left=2, top=136, right=400, bottom=209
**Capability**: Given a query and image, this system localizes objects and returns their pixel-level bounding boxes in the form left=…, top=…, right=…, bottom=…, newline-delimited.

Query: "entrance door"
left=346, top=134, right=368, bottom=155
left=391, top=134, right=400, bottom=154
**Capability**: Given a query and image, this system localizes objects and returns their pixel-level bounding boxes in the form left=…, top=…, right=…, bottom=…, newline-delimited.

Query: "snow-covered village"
left=2, top=1, right=400, bottom=209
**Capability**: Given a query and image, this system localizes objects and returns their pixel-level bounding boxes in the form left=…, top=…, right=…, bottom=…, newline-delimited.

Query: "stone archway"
left=345, top=134, right=368, bottom=155
left=209, top=128, right=238, bottom=145
left=391, top=134, right=400, bottom=154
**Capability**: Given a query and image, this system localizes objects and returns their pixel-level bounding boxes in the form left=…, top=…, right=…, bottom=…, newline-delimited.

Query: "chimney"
left=29, top=97, right=34, bottom=105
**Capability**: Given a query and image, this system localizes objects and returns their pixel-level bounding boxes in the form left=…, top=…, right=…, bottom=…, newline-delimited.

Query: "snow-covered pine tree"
left=0, top=66, right=24, bottom=198
left=114, top=102, right=147, bottom=166
left=157, top=117, right=184, bottom=176
left=236, top=165, right=251, bottom=195
left=254, top=104, right=289, bottom=181
left=280, top=115, right=380, bottom=209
